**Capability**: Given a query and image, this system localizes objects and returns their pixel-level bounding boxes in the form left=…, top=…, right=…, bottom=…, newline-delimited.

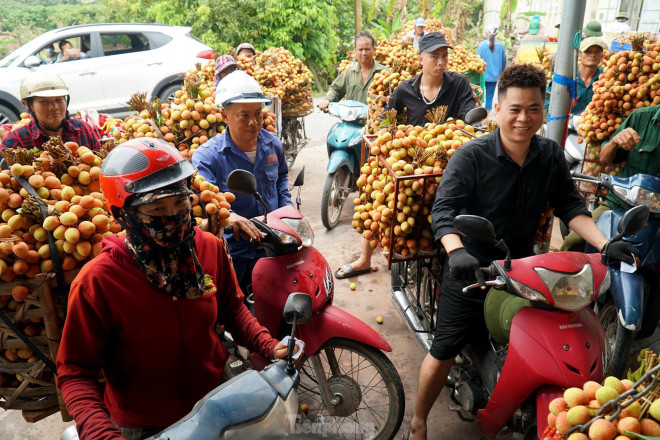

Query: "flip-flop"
left=334, top=263, right=372, bottom=280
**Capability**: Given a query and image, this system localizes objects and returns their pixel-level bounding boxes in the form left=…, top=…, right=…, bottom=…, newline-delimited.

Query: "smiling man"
left=406, top=64, right=637, bottom=440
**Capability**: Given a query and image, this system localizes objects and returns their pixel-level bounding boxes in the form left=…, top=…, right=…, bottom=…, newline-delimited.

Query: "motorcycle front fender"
left=326, top=149, right=354, bottom=175
left=609, top=269, right=645, bottom=330
left=297, top=305, right=392, bottom=355
left=477, top=307, right=606, bottom=440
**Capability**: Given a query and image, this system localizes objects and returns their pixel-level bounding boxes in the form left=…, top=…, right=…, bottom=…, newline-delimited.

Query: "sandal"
left=334, top=263, right=372, bottom=280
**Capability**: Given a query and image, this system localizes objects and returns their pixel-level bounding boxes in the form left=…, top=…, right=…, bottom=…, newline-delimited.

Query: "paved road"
left=2, top=101, right=658, bottom=439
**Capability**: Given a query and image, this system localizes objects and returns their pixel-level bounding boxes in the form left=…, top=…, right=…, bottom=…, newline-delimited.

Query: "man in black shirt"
left=386, top=32, right=476, bottom=126
left=335, top=32, right=476, bottom=280
left=407, top=64, right=638, bottom=440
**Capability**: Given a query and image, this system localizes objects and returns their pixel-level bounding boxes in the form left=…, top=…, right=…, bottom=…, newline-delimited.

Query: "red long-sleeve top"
left=56, top=229, right=279, bottom=439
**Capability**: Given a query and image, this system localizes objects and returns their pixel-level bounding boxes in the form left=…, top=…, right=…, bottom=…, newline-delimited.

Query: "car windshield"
left=0, top=53, right=20, bottom=68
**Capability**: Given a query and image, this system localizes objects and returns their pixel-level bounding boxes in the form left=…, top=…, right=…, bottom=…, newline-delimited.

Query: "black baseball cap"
left=418, top=32, right=453, bottom=54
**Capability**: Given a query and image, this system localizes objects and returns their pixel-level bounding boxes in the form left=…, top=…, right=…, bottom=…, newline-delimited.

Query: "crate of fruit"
left=357, top=134, right=449, bottom=268
left=578, top=142, right=622, bottom=195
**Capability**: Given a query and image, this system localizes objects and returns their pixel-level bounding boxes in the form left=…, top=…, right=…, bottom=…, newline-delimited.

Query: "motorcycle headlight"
left=611, top=185, right=660, bottom=213
left=598, top=269, right=611, bottom=297
left=630, top=186, right=660, bottom=213
left=281, top=217, right=314, bottom=247
left=534, top=264, right=594, bottom=311
left=509, top=279, right=549, bottom=303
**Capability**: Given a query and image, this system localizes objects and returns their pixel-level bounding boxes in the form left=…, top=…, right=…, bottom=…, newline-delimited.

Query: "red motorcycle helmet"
left=100, top=138, right=196, bottom=212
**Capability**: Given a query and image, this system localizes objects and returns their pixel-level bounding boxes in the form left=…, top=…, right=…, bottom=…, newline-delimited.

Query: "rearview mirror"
left=283, top=293, right=312, bottom=324
left=23, top=56, right=41, bottom=68
left=464, top=107, right=488, bottom=125
left=617, top=205, right=649, bottom=237
left=226, top=169, right=257, bottom=195
left=454, top=215, right=497, bottom=244
left=292, top=166, right=305, bottom=187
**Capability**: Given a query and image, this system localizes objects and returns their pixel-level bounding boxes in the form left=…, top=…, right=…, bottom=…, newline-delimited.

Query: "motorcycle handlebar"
left=571, top=171, right=600, bottom=183
left=461, top=277, right=506, bottom=294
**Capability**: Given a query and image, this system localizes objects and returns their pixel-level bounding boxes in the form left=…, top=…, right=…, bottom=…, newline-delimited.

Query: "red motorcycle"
left=224, top=169, right=404, bottom=440
left=392, top=208, right=647, bottom=439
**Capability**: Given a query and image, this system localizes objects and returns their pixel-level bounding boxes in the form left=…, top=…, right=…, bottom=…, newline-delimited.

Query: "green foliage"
left=369, top=10, right=404, bottom=40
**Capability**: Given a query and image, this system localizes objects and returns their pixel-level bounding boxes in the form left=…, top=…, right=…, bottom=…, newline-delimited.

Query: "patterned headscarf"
left=119, top=182, right=206, bottom=299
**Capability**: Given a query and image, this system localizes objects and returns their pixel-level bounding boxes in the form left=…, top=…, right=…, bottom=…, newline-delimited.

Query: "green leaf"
left=625, top=431, right=660, bottom=440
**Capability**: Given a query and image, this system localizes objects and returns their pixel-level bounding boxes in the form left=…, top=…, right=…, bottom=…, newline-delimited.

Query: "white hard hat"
left=20, top=72, right=69, bottom=100
left=215, top=71, right=270, bottom=109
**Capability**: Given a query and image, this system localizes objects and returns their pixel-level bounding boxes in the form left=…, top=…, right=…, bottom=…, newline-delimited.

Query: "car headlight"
left=281, top=217, right=314, bottom=247
left=509, top=279, right=549, bottom=303
left=534, top=264, right=594, bottom=311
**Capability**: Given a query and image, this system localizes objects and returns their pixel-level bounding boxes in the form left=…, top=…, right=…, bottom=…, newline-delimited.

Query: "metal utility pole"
left=546, top=0, right=586, bottom=147
left=355, top=0, right=362, bottom=34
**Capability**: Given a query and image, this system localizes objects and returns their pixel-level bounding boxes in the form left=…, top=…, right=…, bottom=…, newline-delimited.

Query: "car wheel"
left=157, top=83, right=183, bottom=103
left=0, top=105, right=20, bottom=126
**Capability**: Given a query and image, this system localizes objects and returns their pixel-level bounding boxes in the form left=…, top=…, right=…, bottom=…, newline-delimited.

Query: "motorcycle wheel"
left=297, top=338, right=405, bottom=440
left=321, top=167, right=351, bottom=230
left=597, top=299, right=634, bottom=377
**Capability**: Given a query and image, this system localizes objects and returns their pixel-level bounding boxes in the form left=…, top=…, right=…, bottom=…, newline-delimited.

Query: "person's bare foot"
left=408, top=416, right=427, bottom=440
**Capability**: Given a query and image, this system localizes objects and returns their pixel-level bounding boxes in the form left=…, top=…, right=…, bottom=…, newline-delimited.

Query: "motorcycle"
left=391, top=207, right=649, bottom=440
left=61, top=293, right=313, bottom=440
left=574, top=171, right=660, bottom=377
left=320, top=100, right=368, bottom=230
left=224, top=168, right=405, bottom=440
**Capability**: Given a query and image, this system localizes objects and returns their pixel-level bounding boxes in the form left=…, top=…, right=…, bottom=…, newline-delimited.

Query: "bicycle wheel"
left=297, top=338, right=405, bottom=440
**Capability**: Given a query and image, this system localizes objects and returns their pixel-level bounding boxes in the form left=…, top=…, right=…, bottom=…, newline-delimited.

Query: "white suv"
left=0, top=23, right=214, bottom=124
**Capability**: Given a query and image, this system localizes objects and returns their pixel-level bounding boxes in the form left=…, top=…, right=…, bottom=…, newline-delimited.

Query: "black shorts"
left=428, top=265, right=489, bottom=361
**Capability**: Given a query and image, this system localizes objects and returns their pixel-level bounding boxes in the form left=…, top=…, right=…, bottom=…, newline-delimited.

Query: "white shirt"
left=245, top=149, right=257, bottom=163
left=402, top=30, right=427, bottom=49
left=606, top=21, right=631, bottom=34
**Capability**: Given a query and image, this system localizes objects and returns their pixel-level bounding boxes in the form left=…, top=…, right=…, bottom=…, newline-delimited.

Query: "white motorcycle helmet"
left=215, top=71, right=270, bottom=109
left=20, top=72, right=69, bottom=101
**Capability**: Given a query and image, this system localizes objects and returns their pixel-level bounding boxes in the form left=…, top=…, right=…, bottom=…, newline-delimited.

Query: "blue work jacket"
left=192, top=128, right=293, bottom=259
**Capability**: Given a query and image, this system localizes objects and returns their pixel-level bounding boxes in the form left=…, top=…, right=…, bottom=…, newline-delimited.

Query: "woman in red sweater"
left=56, top=138, right=289, bottom=440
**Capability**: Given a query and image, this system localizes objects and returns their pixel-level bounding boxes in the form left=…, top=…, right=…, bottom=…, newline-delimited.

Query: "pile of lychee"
left=545, top=376, right=660, bottom=439
left=577, top=39, right=660, bottom=179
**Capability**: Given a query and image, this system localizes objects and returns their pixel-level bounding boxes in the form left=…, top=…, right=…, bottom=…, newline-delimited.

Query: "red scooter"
left=224, top=169, right=405, bottom=440
left=392, top=207, right=647, bottom=439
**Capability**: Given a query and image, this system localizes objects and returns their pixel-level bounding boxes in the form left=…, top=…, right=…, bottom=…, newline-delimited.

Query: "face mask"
left=45, top=48, right=54, bottom=57
left=133, top=208, right=193, bottom=248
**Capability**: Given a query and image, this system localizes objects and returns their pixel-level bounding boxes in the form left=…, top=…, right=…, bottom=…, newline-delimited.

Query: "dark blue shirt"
left=192, top=128, right=292, bottom=259
left=545, top=67, right=603, bottom=116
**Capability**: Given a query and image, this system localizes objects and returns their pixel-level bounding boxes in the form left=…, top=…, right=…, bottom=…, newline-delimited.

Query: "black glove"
left=447, top=247, right=485, bottom=286
left=601, top=241, right=640, bottom=266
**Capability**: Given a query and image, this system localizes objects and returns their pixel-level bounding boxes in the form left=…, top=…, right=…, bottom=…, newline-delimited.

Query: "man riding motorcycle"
left=192, top=71, right=292, bottom=298
left=407, top=64, right=637, bottom=440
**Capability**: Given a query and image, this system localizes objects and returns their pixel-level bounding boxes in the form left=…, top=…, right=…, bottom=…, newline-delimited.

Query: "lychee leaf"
left=624, top=431, right=659, bottom=440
